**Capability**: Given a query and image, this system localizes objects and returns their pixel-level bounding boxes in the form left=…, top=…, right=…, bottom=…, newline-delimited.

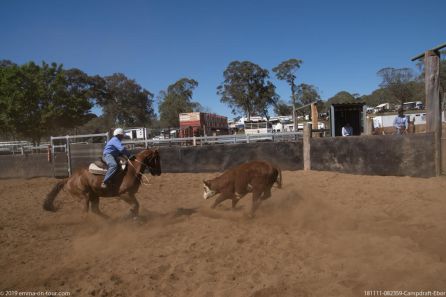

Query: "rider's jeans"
left=103, top=154, right=118, bottom=184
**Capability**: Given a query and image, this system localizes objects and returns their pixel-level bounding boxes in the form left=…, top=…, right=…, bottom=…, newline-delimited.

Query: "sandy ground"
left=1, top=170, right=446, bottom=297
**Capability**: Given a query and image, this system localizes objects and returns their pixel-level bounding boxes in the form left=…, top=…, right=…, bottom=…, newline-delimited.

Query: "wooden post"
left=425, top=50, right=441, bottom=176
left=303, top=123, right=312, bottom=171
left=311, top=103, right=319, bottom=137
left=365, top=116, right=373, bottom=135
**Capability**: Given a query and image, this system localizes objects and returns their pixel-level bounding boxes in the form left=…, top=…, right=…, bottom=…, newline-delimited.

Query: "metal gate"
left=50, top=133, right=108, bottom=177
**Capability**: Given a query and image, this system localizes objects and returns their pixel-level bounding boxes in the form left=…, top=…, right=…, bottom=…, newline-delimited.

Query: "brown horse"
left=43, top=148, right=161, bottom=219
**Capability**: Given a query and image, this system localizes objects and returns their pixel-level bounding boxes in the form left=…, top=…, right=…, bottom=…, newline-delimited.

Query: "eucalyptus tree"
left=272, top=58, right=303, bottom=131
left=218, top=61, right=277, bottom=121
left=158, top=78, right=201, bottom=127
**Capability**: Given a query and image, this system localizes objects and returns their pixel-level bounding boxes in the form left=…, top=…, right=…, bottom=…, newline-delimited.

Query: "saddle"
left=88, top=156, right=128, bottom=175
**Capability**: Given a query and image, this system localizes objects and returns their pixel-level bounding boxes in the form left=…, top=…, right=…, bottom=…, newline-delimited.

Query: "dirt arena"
left=1, top=170, right=446, bottom=297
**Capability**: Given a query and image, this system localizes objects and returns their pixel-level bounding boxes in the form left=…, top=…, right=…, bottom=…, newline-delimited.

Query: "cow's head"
left=203, top=179, right=218, bottom=200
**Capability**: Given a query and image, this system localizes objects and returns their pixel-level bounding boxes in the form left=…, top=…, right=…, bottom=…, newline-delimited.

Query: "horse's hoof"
left=132, top=216, right=146, bottom=225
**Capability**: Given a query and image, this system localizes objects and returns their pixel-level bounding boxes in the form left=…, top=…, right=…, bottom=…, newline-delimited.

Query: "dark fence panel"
left=53, top=152, right=68, bottom=177
left=0, top=154, right=53, bottom=179
left=157, top=141, right=303, bottom=173
left=70, top=143, right=104, bottom=173
left=311, top=133, right=435, bottom=177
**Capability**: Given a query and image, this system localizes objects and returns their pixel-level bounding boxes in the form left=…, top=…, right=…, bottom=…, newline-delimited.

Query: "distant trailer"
left=244, top=120, right=273, bottom=135
left=124, top=127, right=147, bottom=140
left=179, top=112, right=228, bottom=137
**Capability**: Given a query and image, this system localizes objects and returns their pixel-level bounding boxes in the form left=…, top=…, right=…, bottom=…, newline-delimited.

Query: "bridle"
left=127, top=152, right=158, bottom=186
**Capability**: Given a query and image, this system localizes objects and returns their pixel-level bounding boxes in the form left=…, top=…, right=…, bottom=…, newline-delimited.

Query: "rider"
left=101, top=128, right=131, bottom=189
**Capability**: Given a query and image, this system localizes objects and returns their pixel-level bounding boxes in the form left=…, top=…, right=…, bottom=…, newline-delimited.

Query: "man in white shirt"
left=341, top=123, right=353, bottom=136
left=393, top=109, right=408, bottom=135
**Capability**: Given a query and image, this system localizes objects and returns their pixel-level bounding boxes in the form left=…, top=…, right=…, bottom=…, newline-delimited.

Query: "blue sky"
left=1, top=0, right=444, bottom=119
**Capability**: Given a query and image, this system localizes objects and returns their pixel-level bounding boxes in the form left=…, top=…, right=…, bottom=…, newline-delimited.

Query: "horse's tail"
left=43, top=178, right=68, bottom=212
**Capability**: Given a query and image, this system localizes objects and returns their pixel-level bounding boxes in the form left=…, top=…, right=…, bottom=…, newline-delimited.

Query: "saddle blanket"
left=88, top=163, right=127, bottom=175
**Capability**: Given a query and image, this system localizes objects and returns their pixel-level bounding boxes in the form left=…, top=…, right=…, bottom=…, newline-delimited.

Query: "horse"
left=43, top=148, right=161, bottom=219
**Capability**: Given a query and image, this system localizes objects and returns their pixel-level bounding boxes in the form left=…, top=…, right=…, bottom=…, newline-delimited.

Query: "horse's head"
left=137, top=149, right=161, bottom=176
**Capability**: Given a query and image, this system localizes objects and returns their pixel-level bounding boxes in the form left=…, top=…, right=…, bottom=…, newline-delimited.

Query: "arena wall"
left=0, top=134, right=436, bottom=178
left=310, top=133, right=435, bottom=177
left=158, top=141, right=303, bottom=173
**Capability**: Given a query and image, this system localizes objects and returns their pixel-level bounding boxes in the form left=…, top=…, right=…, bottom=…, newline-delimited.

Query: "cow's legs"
left=261, top=187, right=272, bottom=200
left=250, top=191, right=263, bottom=217
left=211, top=193, right=231, bottom=209
left=120, top=193, right=140, bottom=218
left=232, top=196, right=239, bottom=208
left=232, top=192, right=247, bottom=208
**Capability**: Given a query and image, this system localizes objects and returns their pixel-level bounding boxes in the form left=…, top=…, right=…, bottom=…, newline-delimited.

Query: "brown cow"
left=203, top=160, right=282, bottom=216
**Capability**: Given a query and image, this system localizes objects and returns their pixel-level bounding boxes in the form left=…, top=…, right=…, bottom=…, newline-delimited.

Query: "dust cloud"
left=1, top=171, right=446, bottom=296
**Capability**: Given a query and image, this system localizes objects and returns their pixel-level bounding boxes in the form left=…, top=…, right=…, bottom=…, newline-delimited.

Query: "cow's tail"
left=43, top=178, right=68, bottom=212
left=275, top=166, right=282, bottom=189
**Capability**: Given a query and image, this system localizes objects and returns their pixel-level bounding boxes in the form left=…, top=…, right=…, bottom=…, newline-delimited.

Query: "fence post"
left=66, top=136, right=72, bottom=176
left=424, top=50, right=441, bottom=176
left=311, top=103, right=319, bottom=138
left=365, top=116, right=373, bottom=135
left=303, top=123, right=312, bottom=171
left=193, top=136, right=196, bottom=146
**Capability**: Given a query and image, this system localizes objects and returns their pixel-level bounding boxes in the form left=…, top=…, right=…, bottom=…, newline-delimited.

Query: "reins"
left=127, top=157, right=153, bottom=186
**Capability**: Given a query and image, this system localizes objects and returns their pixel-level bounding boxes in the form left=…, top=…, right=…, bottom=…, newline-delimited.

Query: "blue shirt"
left=393, top=116, right=408, bottom=130
left=103, top=136, right=130, bottom=158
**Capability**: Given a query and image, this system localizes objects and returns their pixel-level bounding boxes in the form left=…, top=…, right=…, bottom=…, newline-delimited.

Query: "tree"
left=0, top=60, right=16, bottom=68
left=217, top=61, right=277, bottom=120
left=295, top=83, right=322, bottom=116
left=357, top=88, right=391, bottom=107
left=158, top=78, right=201, bottom=127
left=377, top=67, right=416, bottom=105
left=272, top=58, right=302, bottom=131
left=96, top=73, right=155, bottom=129
left=274, top=100, right=293, bottom=116
left=0, top=61, right=95, bottom=143
left=296, top=83, right=321, bottom=105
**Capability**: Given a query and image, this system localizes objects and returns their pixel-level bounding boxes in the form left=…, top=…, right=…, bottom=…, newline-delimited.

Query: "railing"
left=0, top=141, right=52, bottom=155
left=123, top=131, right=303, bottom=148
left=0, top=131, right=304, bottom=155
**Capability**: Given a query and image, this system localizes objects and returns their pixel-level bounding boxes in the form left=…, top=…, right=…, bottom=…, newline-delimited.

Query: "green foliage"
left=323, top=91, right=357, bottom=111
left=218, top=61, right=277, bottom=120
left=359, top=88, right=394, bottom=107
left=377, top=67, right=417, bottom=105
left=0, top=61, right=94, bottom=143
left=158, top=78, right=201, bottom=127
left=272, top=59, right=303, bottom=86
left=95, top=73, right=155, bottom=129
left=326, top=91, right=356, bottom=104
left=273, top=100, right=293, bottom=116
left=0, top=60, right=157, bottom=140
left=296, top=83, right=321, bottom=105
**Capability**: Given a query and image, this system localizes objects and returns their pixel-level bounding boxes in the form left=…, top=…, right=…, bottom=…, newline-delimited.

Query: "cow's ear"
left=203, top=179, right=210, bottom=186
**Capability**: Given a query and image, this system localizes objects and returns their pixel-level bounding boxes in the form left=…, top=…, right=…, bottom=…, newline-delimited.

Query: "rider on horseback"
left=101, top=128, right=132, bottom=189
